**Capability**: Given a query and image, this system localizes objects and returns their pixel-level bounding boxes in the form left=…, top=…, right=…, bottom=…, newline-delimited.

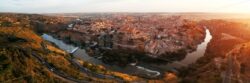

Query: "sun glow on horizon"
left=0, top=0, right=250, bottom=13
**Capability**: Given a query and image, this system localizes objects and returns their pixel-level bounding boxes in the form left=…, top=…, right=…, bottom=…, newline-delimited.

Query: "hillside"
left=226, top=42, right=250, bottom=82
left=0, top=14, right=141, bottom=83
left=180, top=20, right=250, bottom=83
left=0, top=27, right=67, bottom=82
left=2, top=13, right=250, bottom=83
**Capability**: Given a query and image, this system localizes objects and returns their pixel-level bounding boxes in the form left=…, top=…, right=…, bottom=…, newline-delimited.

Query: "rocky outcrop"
left=181, top=20, right=250, bottom=83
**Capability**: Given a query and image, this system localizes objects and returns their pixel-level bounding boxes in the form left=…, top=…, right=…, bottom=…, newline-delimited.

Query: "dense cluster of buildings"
left=65, top=15, right=204, bottom=57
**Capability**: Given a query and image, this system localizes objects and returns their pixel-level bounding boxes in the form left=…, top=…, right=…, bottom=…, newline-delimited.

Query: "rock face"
left=181, top=20, right=250, bottom=83
left=222, top=43, right=250, bottom=83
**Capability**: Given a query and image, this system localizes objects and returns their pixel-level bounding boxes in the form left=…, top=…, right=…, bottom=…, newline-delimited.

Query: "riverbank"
left=42, top=33, right=164, bottom=78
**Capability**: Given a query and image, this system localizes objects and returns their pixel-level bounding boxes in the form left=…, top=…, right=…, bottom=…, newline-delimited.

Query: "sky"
left=1, top=0, right=250, bottom=13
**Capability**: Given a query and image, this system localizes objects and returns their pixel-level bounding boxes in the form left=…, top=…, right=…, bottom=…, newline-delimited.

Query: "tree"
left=1, top=21, right=12, bottom=27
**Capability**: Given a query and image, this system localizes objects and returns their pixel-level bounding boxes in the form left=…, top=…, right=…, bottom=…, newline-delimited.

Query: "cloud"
left=0, top=0, right=250, bottom=13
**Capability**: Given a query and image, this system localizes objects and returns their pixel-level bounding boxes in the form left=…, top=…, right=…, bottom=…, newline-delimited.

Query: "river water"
left=142, top=28, right=212, bottom=72
left=169, top=28, right=212, bottom=68
left=41, top=28, right=212, bottom=78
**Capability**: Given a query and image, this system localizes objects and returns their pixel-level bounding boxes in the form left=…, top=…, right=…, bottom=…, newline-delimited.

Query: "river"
left=141, top=28, right=212, bottom=72
left=41, top=34, right=160, bottom=77
left=41, top=28, right=212, bottom=78
left=169, top=28, right=212, bottom=68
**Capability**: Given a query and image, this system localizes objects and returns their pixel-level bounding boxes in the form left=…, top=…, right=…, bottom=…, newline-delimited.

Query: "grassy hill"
left=0, top=16, right=115, bottom=83
left=0, top=13, right=147, bottom=83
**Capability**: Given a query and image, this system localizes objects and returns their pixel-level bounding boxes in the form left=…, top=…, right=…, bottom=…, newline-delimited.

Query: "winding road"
left=31, top=50, right=88, bottom=83
left=40, top=42, right=124, bottom=82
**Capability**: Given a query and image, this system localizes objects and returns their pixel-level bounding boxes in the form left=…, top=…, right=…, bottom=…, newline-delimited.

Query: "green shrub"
left=1, top=21, right=12, bottom=27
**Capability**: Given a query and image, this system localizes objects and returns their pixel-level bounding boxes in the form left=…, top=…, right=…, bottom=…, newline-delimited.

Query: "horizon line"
left=1, top=11, right=250, bottom=15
